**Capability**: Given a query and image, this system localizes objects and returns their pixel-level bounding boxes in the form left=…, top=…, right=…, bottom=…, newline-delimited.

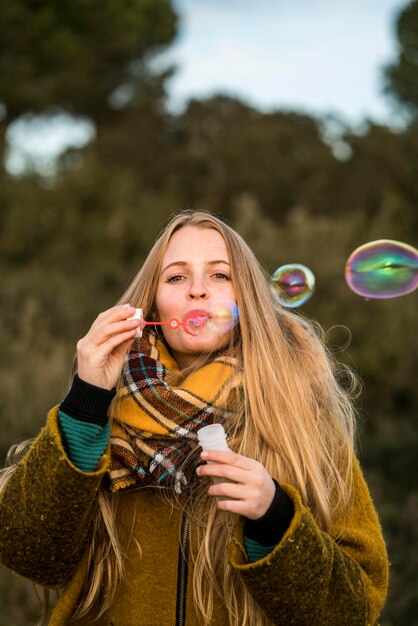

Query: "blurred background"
left=0, top=0, right=417, bottom=623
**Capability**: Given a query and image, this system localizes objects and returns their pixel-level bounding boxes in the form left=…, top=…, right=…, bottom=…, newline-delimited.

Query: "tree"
left=0, top=0, right=177, bottom=122
left=384, top=0, right=418, bottom=119
left=167, top=95, right=339, bottom=221
left=0, top=0, right=178, bottom=169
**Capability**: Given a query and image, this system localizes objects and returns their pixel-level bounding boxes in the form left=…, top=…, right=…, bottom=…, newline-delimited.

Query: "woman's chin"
left=170, top=334, right=230, bottom=363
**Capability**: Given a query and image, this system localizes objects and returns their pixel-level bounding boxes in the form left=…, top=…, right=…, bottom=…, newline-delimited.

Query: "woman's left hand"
left=196, top=450, right=276, bottom=520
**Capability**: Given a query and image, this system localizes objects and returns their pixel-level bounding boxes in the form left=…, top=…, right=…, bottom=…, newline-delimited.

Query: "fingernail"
left=201, top=451, right=208, bottom=459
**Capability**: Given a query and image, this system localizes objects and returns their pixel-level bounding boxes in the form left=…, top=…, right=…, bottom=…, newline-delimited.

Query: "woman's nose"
left=188, top=278, right=208, bottom=300
left=188, top=289, right=208, bottom=300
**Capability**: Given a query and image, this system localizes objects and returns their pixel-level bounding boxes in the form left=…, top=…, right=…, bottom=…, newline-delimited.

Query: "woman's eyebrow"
left=207, top=260, right=230, bottom=267
left=161, top=260, right=230, bottom=274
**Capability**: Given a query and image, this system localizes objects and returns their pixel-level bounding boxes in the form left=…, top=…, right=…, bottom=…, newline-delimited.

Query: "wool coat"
left=0, top=406, right=388, bottom=626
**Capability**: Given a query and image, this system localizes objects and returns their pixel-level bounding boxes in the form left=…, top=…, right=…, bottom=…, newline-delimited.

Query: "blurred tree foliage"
left=0, top=0, right=177, bottom=168
left=0, top=0, right=417, bottom=624
left=0, top=0, right=177, bottom=121
left=384, top=0, right=418, bottom=118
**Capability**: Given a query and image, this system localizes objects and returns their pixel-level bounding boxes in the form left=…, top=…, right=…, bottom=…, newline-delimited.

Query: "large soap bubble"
left=271, top=264, right=315, bottom=308
left=345, top=239, right=418, bottom=299
left=182, top=300, right=239, bottom=336
left=206, top=298, right=240, bottom=333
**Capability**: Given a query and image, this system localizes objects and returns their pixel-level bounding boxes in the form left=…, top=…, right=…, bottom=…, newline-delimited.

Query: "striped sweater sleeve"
left=244, top=480, right=294, bottom=561
left=58, top=374, right=115, bottom=473
left=58, top=410, right=110, bottom=472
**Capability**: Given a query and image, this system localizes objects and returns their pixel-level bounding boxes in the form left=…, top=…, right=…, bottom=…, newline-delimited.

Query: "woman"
left=0, top=210, right=388, bottom=625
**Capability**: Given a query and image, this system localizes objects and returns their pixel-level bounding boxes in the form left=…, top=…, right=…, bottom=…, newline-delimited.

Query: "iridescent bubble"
left=206, top=299, right=239, bottom=332
left=182, top=310, right=209, bottom=336
left=271, top=264, right=315, bottom=308
left=345, top=239, right=418, bottom=299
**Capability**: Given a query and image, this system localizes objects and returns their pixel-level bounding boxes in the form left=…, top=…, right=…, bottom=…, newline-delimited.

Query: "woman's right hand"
left=76, top=304, right=141, bottom=390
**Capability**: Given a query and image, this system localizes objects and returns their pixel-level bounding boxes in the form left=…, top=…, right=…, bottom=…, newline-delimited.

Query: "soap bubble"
left=181, top=301, right=239, bottom=336
left=345, top=239, right=418, bottom=299
left=182, top=310, right=209, bottom=336
left=271, top=264, right=315, bottom=308
left=206, top=299, right=239, bottom=332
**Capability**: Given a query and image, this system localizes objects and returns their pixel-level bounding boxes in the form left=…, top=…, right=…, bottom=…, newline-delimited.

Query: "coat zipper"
left=175, top=506, right=190, bottom=626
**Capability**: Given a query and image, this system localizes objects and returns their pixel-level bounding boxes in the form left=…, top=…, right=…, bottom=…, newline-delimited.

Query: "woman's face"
left=155, top=225, right=236, bottom=370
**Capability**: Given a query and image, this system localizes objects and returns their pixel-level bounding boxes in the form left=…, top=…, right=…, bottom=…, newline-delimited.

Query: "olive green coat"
left=0, top=407, right=388, bottom=625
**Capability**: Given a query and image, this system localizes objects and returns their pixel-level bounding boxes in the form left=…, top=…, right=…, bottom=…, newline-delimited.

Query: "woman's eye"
left=166, top=272, right=230, bottom=282
left=167, top=274, right=184, bottom=283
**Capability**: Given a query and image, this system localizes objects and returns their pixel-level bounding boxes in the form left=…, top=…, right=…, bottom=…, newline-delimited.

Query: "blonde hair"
left=2, top=210, right=358, bottom=626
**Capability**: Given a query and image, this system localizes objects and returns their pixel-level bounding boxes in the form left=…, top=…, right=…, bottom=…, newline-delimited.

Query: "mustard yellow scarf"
left=108, top=328, right=241, bottom=493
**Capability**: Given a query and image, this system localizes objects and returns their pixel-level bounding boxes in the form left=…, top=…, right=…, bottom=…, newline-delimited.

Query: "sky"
left=6, top=0, right=408, bottom=174
left=166, top=0, right=406, bottom=125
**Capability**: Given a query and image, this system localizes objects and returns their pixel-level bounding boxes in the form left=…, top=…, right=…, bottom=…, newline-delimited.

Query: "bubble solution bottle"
left=197, top=424, right=229, bottom=453
left=197, top=425, right=234, bottom=493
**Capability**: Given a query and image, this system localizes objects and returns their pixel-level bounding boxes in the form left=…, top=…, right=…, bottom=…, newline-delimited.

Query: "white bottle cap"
left=197, top=424, right=233, bottom=493
left=128, top=308, right=143, bottom=337
left=197, top=424, right=229, bottom=452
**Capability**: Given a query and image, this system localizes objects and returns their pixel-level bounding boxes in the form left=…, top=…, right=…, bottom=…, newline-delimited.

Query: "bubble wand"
left=129, top=308, right=209, bottom=337
left=128, top=301, right=239, bottom=338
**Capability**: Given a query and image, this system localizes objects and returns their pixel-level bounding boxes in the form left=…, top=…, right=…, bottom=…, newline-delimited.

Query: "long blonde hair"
left=2, top=210, right=358, bottom=625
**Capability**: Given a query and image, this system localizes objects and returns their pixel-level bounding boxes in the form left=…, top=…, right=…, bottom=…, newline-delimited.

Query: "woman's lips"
left=181, top=309, right=211, bottom=335
left=184, top=309, right=211, bottom=319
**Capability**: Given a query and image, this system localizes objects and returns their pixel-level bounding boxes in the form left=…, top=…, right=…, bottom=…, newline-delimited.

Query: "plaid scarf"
left=108, top=328, right=241, bottom=494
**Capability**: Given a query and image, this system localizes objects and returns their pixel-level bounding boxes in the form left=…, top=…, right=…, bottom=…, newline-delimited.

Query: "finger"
left=216, top=498, right=256, bottom=517
left=200, top=450, right=256, bottom=470
left=110, top=334, right=138, bottom=357
left=196, top=463, right=249, bottom=484
left=94, top=328, right=139, bottom=356
left=92, top=318, right=141, bottom=347
left=207, top=481, right=248, bottom=500
left=91, top=304, right=136, bottom=331
left=216, top=497, right=268, bottom=521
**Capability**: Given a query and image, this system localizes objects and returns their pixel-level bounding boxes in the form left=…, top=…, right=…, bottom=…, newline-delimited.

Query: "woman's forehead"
left=163, top=226, right=229, bottom=262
